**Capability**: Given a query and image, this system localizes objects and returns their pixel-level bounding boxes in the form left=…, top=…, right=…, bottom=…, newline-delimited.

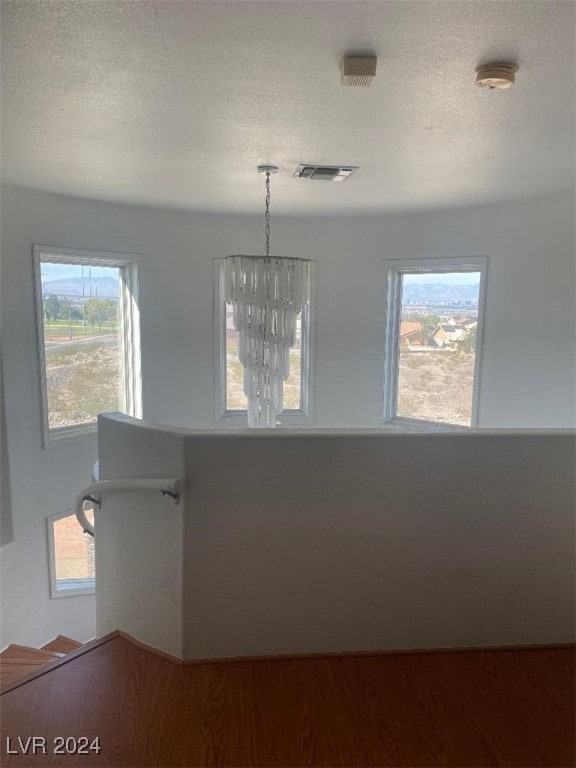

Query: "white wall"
left=96, top=415, right=575, bottom=659
left=1, top=184, right=574, bottom=647
left=183, top=429, right=575, bottom=658
left=96, top=416, right=185, bottom=658
left=1, top=351, right=14, bottom=547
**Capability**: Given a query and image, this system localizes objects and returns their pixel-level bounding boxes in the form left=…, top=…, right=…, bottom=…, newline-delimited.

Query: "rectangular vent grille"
left=293, top=165, right=358, bottom=182
left=341, top=56, right=377, bottom=87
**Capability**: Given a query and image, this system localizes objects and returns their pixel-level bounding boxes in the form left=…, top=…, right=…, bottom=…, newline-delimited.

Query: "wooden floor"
left=1, top=636, right=574, bottom=767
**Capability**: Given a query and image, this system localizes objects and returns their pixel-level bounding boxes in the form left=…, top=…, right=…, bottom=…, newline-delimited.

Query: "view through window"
left=225, top=304, right=303, bottom=411
left=38, top=259, right=124, bottom=435
left=50, top=509, right=95, bottom=595
left=396, top=271, right=481, bottom=425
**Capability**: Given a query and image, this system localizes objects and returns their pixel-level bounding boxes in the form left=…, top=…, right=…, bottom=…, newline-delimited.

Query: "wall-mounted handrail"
left=75, top=478, right=180, bottom=537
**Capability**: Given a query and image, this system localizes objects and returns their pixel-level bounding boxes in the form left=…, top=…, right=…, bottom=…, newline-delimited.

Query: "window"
left=383, top=257, right=487, bottom=427
left=214, top=259, right=314, bottom=423
left=47, top=509, right=95, bottom=597
left=34, top=246, right=142, bottom=445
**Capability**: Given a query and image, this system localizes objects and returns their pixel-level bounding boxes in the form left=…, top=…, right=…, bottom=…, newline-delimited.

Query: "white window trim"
left=213, top=258, right=315, bottom=427
left=382, top=256, right=488, bottom=428
left=46, top=509, right=95, bottom=598
left=33, top=245, right=142, bottom=448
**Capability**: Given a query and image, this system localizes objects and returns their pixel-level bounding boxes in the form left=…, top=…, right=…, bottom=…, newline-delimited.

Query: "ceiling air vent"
left=293, top=165, right=358, bottom=182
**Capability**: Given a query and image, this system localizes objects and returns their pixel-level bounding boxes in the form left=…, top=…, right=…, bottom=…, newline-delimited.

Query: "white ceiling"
left=2, top=0, right=575, bottom=214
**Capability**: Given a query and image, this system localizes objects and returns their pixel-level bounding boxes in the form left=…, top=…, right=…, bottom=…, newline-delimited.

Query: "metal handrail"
left=74, top=478, right=180, bottom=537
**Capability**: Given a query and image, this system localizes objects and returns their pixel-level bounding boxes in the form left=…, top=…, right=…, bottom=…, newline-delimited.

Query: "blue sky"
left=41, top=263, right=119, bottom=282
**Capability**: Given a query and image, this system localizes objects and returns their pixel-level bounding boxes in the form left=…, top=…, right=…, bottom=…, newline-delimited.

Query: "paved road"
left=45, top=333, right=117, bottom=352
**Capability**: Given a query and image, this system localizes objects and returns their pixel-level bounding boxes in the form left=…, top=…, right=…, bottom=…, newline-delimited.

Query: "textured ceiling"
left=1, top=0, right=575, bottom=214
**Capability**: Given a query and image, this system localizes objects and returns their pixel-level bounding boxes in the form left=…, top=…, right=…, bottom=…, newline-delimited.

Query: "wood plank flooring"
left=1, top=636, right=574, bottom=767
left=41, top=636, right=84, bottom=654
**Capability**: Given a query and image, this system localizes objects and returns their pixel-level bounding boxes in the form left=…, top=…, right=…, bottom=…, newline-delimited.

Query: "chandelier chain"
left=225, top=164, right=311, bottom=427
left=264, top=171, right=271, bottom=258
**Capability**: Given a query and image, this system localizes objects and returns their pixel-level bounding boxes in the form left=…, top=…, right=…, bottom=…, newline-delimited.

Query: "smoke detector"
left=341, top=56, right=377, bottom=87
left=293, top=165, right=358, bottom=182
left=476, top=63, right=518, bottom=90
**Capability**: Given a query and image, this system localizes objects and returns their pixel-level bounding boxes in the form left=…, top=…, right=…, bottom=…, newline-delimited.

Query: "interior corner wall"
left=1, top=183, right=574, bottom=646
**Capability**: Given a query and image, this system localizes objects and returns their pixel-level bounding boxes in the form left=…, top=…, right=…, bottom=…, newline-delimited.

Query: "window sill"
left=52, top=578, right=95, bottom=598
left=45, top=423, right=98, bottom=448
left=382, top=417, right=472, bottom=433
left=218, top=411, right=313, bottom=428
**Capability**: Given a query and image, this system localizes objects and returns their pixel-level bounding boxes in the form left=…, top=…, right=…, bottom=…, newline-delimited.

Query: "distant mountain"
left=42, top=276, right=119, bottom=298
left=402, top=283, right=479, bottom=305
left=41, top=275, right=476, bottom=304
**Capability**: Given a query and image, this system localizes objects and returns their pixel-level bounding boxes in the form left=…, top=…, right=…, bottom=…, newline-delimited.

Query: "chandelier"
left=225, top=166, right=311, bottom=428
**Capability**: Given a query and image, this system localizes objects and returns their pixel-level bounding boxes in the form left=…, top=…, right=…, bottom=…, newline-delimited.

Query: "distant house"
left=447, top=316, right=477, bottom=329
left=400, top=321, right=424, bottom=346
left=431, top=323, right=468, bottom=348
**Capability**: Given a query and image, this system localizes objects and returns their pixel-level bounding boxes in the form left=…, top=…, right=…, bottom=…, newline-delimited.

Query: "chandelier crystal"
left=225, top=167, right=311, bottom=428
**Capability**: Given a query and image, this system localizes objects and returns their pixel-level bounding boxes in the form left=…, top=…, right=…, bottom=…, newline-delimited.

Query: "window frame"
left=213, top=258, right=315, bottom=426
left=382, top=256, right=488, bottom=428
left=33, top=245, right=142, bottom=447
left=46, top=508, right=95, bottom=598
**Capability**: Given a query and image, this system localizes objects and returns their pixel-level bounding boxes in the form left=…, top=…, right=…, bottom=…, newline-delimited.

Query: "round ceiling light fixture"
left=476, top=63, right=518, bottom=90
